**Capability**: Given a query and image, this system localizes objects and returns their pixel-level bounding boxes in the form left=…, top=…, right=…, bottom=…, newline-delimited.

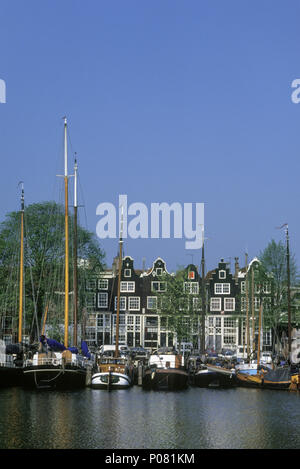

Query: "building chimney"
left=234, top=257, right=239, bottom=281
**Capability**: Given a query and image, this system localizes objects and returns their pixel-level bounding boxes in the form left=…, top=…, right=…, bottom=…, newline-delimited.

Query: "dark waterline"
left=1, top=386, right=300, bottom=449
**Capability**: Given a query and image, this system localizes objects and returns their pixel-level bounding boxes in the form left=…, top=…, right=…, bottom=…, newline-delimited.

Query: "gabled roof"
left=141, top=257, right=172, bottom=277
left=238, top=257, right=261, bottom=278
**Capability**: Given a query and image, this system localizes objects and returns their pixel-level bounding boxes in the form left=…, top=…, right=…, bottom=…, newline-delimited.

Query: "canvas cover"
left=263, top=367, right=291, bottom=383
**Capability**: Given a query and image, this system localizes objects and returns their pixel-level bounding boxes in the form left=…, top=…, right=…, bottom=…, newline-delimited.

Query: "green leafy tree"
left=157, top=269, right=201, bottom=352
left=0, top=201, right=105, bottom=342
left=259, top=239, right=297, bottom=305
left=258, top=240, right=299, bottom=353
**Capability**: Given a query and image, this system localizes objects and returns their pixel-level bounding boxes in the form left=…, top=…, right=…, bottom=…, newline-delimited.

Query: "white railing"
left=24, top=355, right=91, bottom=368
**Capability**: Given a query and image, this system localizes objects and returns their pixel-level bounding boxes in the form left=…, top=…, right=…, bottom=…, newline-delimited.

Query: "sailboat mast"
left=251, top=268, right=255, bottom=353
left=73, top=158, right=78, bottom=347
left=245, top=253, right=250, bottom=358
left=64, top=118, right=69, bottom=348
left=286, top=225, right=291, bottom=354
left=257, top=300, right=263, bottom=368
left=200, top=226, right=206, bottom=355
left=115, top=207, right=124, bottom=359
left=18, top=184, right=24, bottom=343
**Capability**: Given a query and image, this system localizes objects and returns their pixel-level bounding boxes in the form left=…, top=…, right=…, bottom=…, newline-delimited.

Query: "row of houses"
left=83, top=254, right=274, bottom=353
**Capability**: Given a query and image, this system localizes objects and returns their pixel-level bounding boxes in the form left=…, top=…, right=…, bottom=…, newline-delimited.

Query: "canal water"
left=1, top=386, right=300, bottom=449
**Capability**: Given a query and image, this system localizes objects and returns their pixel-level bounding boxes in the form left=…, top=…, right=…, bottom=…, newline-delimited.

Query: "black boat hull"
left=23, top=364, right=87, bottom=390
left=193, top=369, right=220, bottom=388
left=142, top=368, right=189, bottom=391
left=193, top=368, right=237, bottom=388
left=0, top=366, right=23, bottom=388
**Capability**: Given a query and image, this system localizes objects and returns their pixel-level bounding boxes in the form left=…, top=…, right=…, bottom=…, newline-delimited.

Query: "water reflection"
left=1, top=387, right=300, bottom=449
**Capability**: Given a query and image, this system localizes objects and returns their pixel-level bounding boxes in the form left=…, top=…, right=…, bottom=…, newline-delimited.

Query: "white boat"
left=260, top=352, right=273, bottom=365
left=91, top=346, right=132, bottom=389
left=235, top=361, right=271, bottom=375
left=98, top=344, right=130, bottom=357
left=91, top=209, right=133, bottom=391
left=235, top=362, right=259, bottom=375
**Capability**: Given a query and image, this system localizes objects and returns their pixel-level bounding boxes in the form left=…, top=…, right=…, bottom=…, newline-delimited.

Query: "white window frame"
left=223, top=335, right=236, bottom=345
left=113, top=314, right=125, bottom=326
left=98, top=278, right=108, bottom=290
left=224, top=318, right=236, bottom=329
left=224, top=298, right=235, bottom=311
left=210, top=297, right=221, bottom=311
left=135, top=316, right=141, bottom=331
left=184, top=282, right=199, bottom=294
left=219, top=270, right=226, bottom=279
left=98, top=292, right=108, bottom=309
left=124, top=269, right=131, bottom=278
left=127, top=315, right=134, bottom=325
left=241, top=296, right=248, bottom=311
left=128, top=297, right=140, bottom=311
left=151, top=281, right=166, bottom=292
left=147, top=296, right=158, bottom=310
left=214, top=283, right=230, bottom=294
left=120, top=281, right=135, bottom=292
left=114, top=296, right=127, bottom=311
left=97, top=314, right=104, bottom=328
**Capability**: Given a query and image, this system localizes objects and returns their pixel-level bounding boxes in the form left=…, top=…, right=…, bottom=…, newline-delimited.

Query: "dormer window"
left=219, top=270, right=226, bottom=279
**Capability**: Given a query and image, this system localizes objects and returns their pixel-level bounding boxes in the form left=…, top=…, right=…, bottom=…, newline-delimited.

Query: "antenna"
left=74, top=154, right=78, bottom=208
left=63, top=117, right=68, bottom=177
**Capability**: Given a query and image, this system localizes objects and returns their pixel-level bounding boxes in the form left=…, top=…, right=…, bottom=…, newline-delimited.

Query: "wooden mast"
left=251, top=267, right=255, bottom=353
left=41, top=304, right=49, bottom=336
left=200, top=226, right=206, bottom=354
left=115, top=207, right=124, bottom=359
left=257, top=300, right=263, bottom=368
left=73, top=157, right=78, bottom=347
left=285, top=225, right=291, bottom=354
left=245, top=252, right=250, bottom=359
left=64, top=117, right=69, bottom=348
left=18, top=183, right=24, bottom=343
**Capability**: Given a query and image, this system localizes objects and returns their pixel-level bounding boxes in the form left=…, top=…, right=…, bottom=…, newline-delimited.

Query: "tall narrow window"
left=98, top=293, right=108, bottom=308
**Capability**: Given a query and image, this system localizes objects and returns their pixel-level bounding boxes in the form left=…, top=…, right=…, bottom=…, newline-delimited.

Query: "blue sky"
left=0, top=1, right=299, bottom=274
